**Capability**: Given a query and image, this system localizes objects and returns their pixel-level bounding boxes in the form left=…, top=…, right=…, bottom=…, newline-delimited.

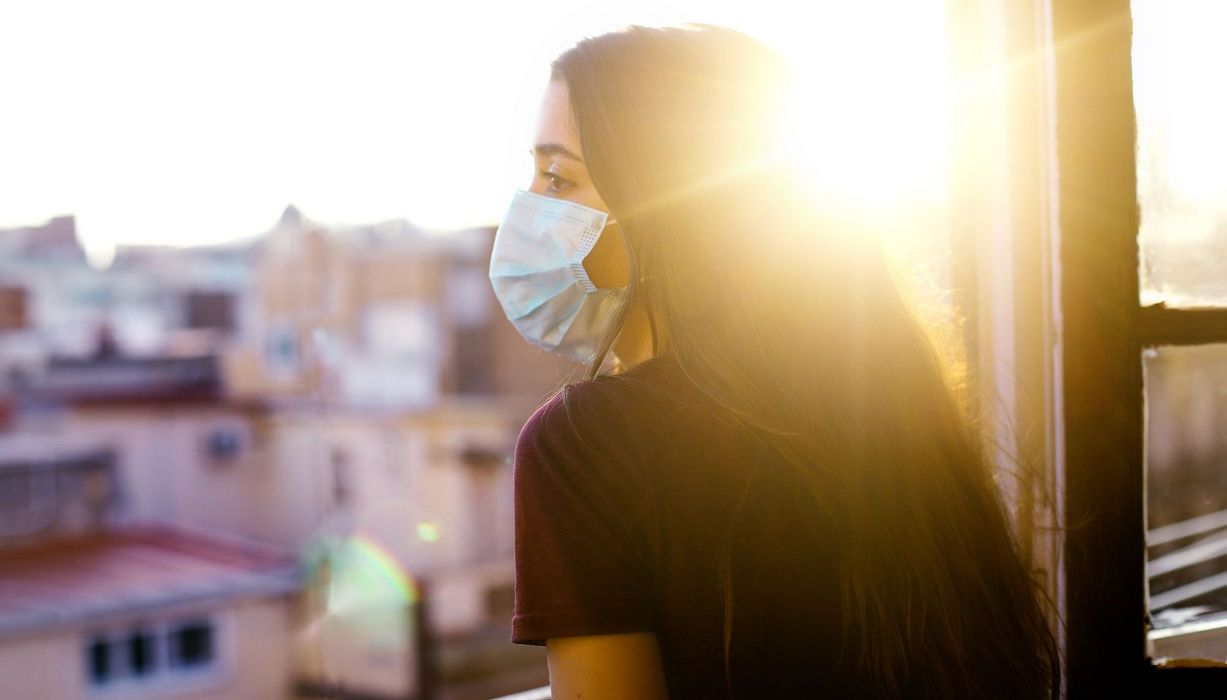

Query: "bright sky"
left=1133, top=0, right=1227, bottom=215
left=0, top=1, right=949, bottom=265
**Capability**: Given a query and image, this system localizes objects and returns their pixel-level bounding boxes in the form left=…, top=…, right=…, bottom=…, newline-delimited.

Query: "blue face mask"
left=488, top=190, right=626, bottom=364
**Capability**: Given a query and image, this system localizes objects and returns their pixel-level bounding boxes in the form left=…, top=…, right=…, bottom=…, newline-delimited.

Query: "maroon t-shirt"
left=510, top=352, right=855, bottom=698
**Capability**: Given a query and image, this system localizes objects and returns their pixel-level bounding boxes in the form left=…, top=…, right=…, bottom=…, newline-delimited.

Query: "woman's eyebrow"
left=530, top=143, right=584, bottom=163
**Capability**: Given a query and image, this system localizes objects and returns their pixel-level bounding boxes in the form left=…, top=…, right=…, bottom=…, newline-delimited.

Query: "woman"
left=489, top=23, right=1059, bottom=699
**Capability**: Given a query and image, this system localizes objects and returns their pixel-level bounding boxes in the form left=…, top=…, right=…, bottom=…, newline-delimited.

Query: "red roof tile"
left=0, top=525, right=298, bottom=637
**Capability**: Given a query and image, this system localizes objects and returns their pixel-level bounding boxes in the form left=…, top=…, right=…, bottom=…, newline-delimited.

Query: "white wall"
left=0, top=597, right=293, bottom=700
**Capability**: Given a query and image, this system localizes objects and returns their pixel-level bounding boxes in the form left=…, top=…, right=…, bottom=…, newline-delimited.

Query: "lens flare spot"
left=301, top=534, right=419, bottom=609
left=416, top=522, right=440, bottom=543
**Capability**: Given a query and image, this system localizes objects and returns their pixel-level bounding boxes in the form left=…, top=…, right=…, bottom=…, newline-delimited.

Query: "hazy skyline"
left=2, top=1, right=949, bottom=265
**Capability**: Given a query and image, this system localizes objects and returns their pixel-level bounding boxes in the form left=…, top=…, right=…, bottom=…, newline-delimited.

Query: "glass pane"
left=172, top=620, right=215, bottom=669
left=128, top=629, right=156, bottom=676
left=1146, top=343, right=1227, bottom=661
left=1133, top=1, right=1227, bottom=307
left=88, top=637, right=111, bottom=685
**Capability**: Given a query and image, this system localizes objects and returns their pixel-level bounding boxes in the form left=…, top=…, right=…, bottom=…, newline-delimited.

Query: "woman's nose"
left=527, top=180, right=551, bottom=197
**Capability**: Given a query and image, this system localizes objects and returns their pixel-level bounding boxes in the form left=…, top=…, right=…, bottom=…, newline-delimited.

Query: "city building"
left=0, top=207, right=573, bottom=698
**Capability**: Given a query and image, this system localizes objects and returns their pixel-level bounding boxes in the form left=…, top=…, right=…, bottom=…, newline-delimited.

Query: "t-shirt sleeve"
left=510, top=384, right=656, bottom=645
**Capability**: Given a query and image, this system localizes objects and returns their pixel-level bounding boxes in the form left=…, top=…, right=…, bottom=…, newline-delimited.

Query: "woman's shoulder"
left=516, top=353, right=683, bottom=465
left=539, top=352, right=679, bottom=416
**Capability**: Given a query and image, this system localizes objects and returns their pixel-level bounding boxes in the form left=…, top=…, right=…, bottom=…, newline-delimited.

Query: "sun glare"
left=1, top=1, right=951, bottom=257
left=759, top=6, right=951, bottom=209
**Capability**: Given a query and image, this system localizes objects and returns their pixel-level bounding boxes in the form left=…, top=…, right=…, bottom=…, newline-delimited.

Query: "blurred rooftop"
left=0, top=524, right=298, bottom=639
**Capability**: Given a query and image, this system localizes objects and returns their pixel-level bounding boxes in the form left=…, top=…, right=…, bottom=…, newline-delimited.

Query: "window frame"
left=948, top=0, right=1227, bottom=694
left=1049, top=0, right=1227, bottom=694
left=84, top=612, right=228, bottom=698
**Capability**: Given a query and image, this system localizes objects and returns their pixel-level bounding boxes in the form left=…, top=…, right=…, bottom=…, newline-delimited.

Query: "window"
left=1146, top=343, right=1227, bottom=656
left=452, top=324, right=495, bottom=395
left=949, top=0, right=1227, bottom=693
left=169, top=619, right=215, bottom=670
left=88, top=627, right=159, bottom=686
left=0, top=467, right=36, bottom=513
left=1131, top=0, right=1227, bottom=671
left=184, top=290, right=237, bottom=331
left=85, top=615, right=222, bottom=693
left=0, top=452, right=118, bottom=538
left=1133, top=1, right=1227, bottom=309
left=1047, top=0, right=1227, bottom=694
left=0, top=285, right=28, bottom=330
left=88, top=637, right=110, bottom=684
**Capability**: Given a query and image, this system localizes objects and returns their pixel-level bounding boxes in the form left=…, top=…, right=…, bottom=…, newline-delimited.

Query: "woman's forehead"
left=533, top=80, right=583, bottom=160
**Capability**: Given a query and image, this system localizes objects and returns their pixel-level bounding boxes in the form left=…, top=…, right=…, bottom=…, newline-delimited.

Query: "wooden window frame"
left=1052, top=0, right=1227, bottom=695
left=949, top=0, right=1227, bottom=695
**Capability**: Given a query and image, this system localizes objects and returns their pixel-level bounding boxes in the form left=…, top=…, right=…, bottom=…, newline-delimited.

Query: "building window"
left=128, top=628, right=156, bottom=677
left=0, top=466, right=58, bottom=539
left=184, top=290, right=236, bottom=331
left=169, top=619, right=215, bottom=670
left=453, top=325, right=494, bottom=395
left=86, top=615, right=220, bottom=692
left=88, top=637, right=110, bottom=685
left=0, top=285, right=28, bottom=330
left=0, top=451, right=118, bottom=539
left=87, top=626, right=160, bottom=686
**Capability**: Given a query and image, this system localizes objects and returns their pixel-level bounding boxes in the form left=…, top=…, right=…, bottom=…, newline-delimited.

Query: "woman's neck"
left=612, top=297, right=659, bottom=371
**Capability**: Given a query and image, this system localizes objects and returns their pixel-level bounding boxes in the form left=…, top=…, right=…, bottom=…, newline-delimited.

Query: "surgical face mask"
left=488, top=189, right=626, bottom=364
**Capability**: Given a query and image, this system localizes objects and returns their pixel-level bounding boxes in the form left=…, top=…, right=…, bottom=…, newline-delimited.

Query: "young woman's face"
left=530, top=79, right=629, bottom=290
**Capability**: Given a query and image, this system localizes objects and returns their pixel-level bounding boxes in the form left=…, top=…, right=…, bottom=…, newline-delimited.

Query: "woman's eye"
left=538, top=169, right=572, bottom=192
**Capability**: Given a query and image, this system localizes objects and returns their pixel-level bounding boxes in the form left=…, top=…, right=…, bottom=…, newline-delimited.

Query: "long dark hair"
left=550, top=23, right=1059, bottom=698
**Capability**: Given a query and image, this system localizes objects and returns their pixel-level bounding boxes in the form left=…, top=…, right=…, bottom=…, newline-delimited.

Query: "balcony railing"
left=0, top=448, right=119, bottom=540
left=1150, top=507, right=1227, bottom=613
left=28, top=355, right=221, bottom=405
left=493, top=686, right=551, bottom=700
